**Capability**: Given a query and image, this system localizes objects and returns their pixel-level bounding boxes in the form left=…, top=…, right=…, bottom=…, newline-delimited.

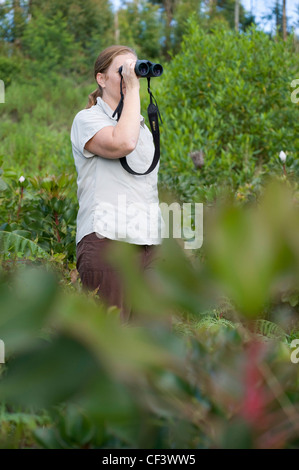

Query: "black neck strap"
left=112, top=77, right=162, bottom=176
left=112, top=75, right=124, bottom=121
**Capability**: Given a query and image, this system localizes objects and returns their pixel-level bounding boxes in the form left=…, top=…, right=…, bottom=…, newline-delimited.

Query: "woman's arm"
left=85, top=59, right=141, bottom=159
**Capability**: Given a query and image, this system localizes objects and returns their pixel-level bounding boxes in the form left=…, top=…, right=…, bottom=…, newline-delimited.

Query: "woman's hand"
left=84, top=54, right=141, bottom=159
left=121, top=58, right=140, bottom=91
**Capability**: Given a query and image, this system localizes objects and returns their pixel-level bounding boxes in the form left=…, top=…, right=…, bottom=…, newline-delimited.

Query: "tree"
left=206, top=0, right=216, bottom=16
left=235, top=0, right=239, bottom=32
left=282, top=0, right=287, bottom=41
left=0, top=0, right=28, bottom=44
left=21, top=11, right=76, bottom=75
left=275, top=0, right=281, bottom=36
left=0, top=0, right=114, bottom=60
left=30, top=0, right=114, bottom=54
left=262, top=0, right=293, bottom=40
left=12, top=0, right=25, bottom=45
left=118, top=0, right=163, bottom=59
left=149, top=0, right=178, bottom=58
left=203, top=0, right=254, bottom=32
left=172, top=0, right=203, bottom=51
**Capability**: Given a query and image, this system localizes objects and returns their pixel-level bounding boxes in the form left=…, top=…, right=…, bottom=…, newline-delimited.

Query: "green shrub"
left=0, top=75, right=95, bottom=175
left=0, top=167, right=77, bottom=262
left=157, top=20, right=299, bottom=202
left=0, top=56, right=21, bottom=88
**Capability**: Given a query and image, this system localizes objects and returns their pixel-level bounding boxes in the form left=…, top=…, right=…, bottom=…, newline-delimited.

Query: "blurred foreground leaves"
left=206, top=179, right=299, bottom=317
left=0, top=179, right=299, bottom=449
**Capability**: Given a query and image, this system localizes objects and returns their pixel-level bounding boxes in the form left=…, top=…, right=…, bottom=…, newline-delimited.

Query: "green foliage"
left=254, top=319, right=287, bottom=341
left=0, top=168, right=77, bottom=262
left=1, top=180, right=299, bottom=449
left=0, top=0, right=28, bottom=43
left=172, top=0, right=204, bottom=51
left=0, top=75, right=93, bottom=174
left=204, top=0, right=254, bottom=31
left=0, top=0, right=114, bottom=75
left=0, top=231, right=48, bottom=258
left=118, top=0, right=163, bottom=60
left=32, top=0, right=114, bottom=59
left=205, top=180, right=299, bottom=317
left=0, top=403, right=50, bottom=449
left=157, top=21, right=299, bottom=202
left=0, top=1, right=299, bottom=450
left=0, top=56, right=20, bottom=88
left=22, top=12, right=76, bottom=76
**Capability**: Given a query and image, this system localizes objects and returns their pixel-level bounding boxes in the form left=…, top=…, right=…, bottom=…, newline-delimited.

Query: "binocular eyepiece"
left=119, top=60, right=163, bottom=78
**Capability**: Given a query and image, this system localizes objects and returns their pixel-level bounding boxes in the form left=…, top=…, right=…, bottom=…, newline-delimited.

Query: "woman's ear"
left=96, top=72, right=106, bottom=89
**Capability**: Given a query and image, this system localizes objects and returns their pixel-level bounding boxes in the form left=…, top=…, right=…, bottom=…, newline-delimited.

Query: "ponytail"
left=86, top=87, right=102, bottom=109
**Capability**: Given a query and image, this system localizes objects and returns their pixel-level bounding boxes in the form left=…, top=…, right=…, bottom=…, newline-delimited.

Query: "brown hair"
left=86, top=45, right=137, bottom=109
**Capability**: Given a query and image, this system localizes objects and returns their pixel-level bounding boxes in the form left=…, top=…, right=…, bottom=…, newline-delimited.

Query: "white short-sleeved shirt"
left=70, top=97, right=163, bottom=245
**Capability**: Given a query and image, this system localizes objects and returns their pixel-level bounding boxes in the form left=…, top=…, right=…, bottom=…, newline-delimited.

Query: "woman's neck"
left=101, top=93, right=121, bottom=114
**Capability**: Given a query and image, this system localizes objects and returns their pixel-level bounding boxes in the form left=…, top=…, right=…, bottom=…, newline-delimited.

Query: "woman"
left=70, top=45, right=163, bottom=321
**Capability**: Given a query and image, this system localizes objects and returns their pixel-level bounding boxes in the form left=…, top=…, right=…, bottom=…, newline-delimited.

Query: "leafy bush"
left=157, top=20, right=299, bottom=201
left=0, top=166, right=77, bottom=262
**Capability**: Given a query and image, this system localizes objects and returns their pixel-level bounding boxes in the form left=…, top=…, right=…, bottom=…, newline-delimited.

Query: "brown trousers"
left=76, top=232, right=160, bottom=321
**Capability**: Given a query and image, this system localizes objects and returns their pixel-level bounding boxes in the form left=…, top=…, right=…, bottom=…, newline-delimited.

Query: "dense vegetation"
left=0, top=0, right=299, bottom=450
left=159, top=21, right=299, bottom=201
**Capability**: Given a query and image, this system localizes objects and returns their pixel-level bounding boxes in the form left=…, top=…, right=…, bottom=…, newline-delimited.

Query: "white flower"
left=279, top=151, right=287, bottom=163
left=19, top=175, right=25, bottom=183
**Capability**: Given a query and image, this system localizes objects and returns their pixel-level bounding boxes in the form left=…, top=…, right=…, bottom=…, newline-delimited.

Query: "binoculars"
left=119, top=60, right=163, bottom=78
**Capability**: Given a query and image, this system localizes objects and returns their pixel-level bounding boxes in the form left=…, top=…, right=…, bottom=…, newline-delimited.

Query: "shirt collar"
left=96, top=97, right=145, bottom=126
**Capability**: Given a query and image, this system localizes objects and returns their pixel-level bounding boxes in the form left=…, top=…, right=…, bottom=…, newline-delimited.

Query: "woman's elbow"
left=124, top=138, right=138, bottom=155
left=113, top=128, right=139, bottom=155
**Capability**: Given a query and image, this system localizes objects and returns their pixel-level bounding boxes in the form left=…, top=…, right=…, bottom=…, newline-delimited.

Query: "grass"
left=0, top=75, right=154, bottom=178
